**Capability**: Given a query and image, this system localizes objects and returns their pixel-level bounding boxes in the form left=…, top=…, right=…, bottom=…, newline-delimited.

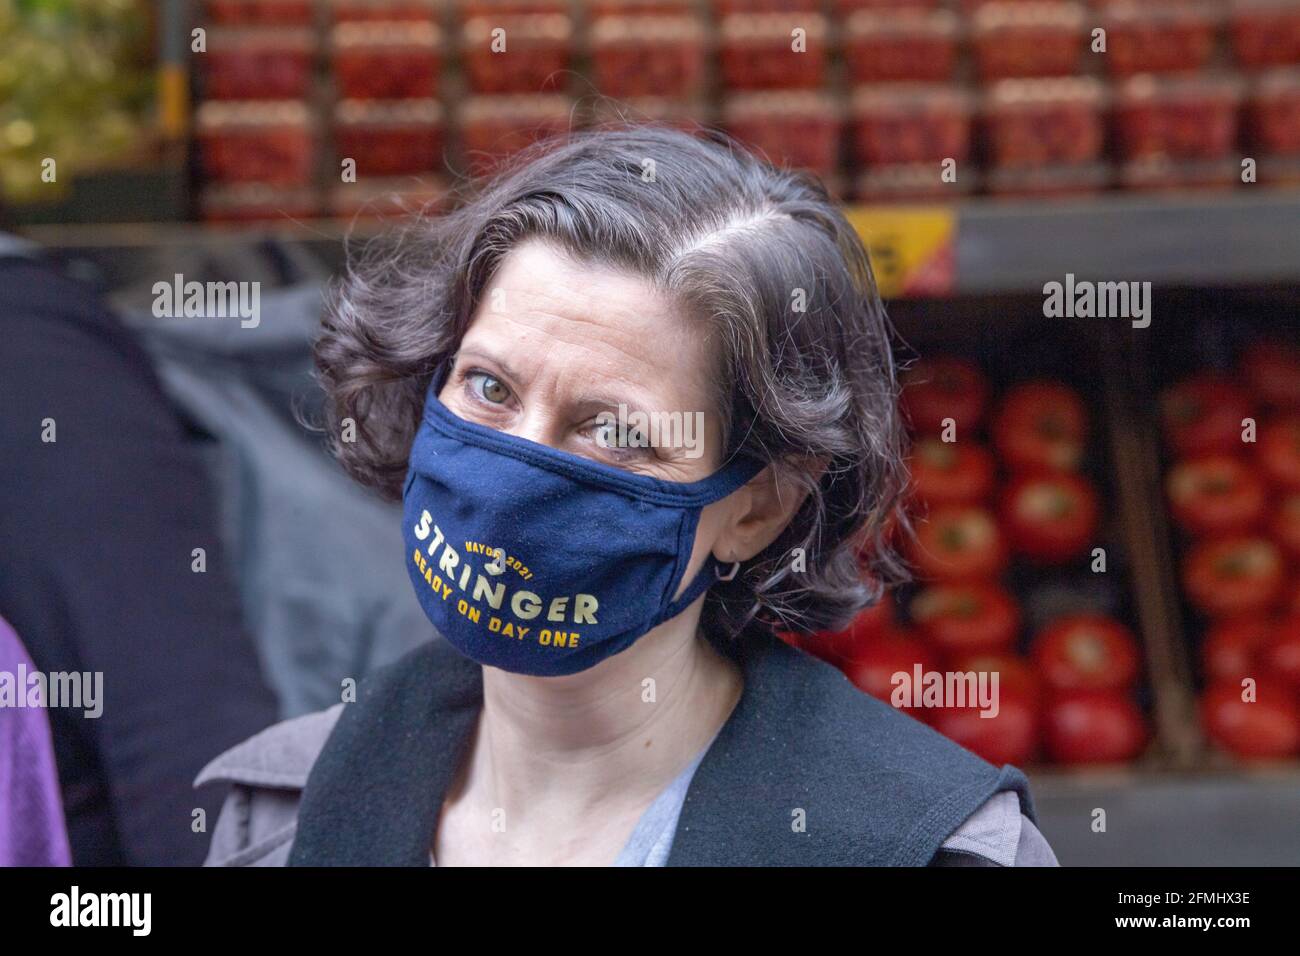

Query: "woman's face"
left=439, top=238, right=726, bottom=480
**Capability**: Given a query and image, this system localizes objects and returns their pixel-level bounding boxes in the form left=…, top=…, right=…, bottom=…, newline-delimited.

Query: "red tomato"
left=1202, top=680, right=1300, bottom=759
left=1241, top=341, right=1300, bottom=409
left=1261, top=616, right=1300, bottom=692
left=1257, top=414, right=1300, bottom=493
left=929, top=692, right=1039, bottom=767
left=1202, top=615, right=1274, bottom=684
left=1042, top=691, right=1148, bottom=765
left=911, top=582, right=1021, bottom=655
left=1270, top=494, right=1300, bottom=561
left=843, top=628, right=941, bottom=713
left=1161, top=375, right=1252, bottom=458
left=901, top=356, right=991, bottom=435
left=1166, top=456, right=1267, bottom=537
left=1184, top=537, right=1285, bottom=618
left=950, top=651, right=1043, bottom=705
left=909, top=505, right=1007, bottom=582
left=1032, top=614, right=1141, bottom=693
left=1001, top=472, right=1100, bottom=564
left=908, top=438, right=996, bottom=508
left=992, top=381, right=1089, bottom=473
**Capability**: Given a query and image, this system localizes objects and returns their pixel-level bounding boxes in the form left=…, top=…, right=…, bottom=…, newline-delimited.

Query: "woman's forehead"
left=462, top=241, right=718, bottom=413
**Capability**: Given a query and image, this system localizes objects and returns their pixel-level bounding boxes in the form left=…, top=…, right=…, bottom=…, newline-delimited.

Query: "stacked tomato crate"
left=846, top=2, right=973, bottom=202
left=1098, top=1, right=1241, bottom=192
left=716, top=3, right=842, bottom=192
left=971, top=3, right=1099, bottom=198
left=194, top=0, right=322, bottom=220
left=1154, top=322, right=1300, bottom=762
left=1235, top=0, right=1300, bottom=185
left=962, top=1, right=1100, bottom=197
left=455, top=0, right=575, bottom=182
left=328, top=0, right=449, bottom=218
left=588, top=0, right=711, bottom=134
left=784, top=320, right=1160, bottom=770
left=185, top=1, right=1300, bottom=215
left=858, top=0, right=1300, bottom=200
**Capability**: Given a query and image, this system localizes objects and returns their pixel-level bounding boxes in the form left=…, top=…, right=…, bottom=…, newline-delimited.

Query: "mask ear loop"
left=716, top=560, right=741, bottom=582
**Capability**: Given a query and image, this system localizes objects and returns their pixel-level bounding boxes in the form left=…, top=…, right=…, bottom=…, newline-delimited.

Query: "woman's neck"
left=434, top=608, right=743, bottom=865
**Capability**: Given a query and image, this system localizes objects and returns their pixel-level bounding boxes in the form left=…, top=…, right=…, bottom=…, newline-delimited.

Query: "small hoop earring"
left=716, top=560, right=741, bottom=582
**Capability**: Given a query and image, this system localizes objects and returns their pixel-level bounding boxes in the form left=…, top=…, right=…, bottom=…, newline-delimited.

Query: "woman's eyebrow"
left=454, top=347, right=524, bottom=384
left=570, top=389, right=658, bottom=418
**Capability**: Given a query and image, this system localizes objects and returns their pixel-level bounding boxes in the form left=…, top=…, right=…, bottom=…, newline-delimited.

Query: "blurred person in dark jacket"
left=0, top=247, right=277, bottom=865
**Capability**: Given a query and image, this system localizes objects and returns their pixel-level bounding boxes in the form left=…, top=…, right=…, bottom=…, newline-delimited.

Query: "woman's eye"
left=469, top=372, right=510, bottom=405
left=588, top=419, right=652, bottom=464
left=592, top=419, right=650, bottom=450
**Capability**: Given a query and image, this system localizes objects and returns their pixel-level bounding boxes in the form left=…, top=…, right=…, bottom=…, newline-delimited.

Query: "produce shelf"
left=20, top=190, right=1300, bottom=296
left=1032, top=768, right=1300, bottom=866
left=953, top=191, right=1300, bottom=295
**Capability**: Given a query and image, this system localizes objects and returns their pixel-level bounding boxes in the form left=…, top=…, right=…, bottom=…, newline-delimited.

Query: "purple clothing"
left=0, top=616, right=71, bottom=866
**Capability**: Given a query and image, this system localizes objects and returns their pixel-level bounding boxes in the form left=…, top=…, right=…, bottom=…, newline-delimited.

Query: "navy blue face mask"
left=401, top=381, right=764, bottom=677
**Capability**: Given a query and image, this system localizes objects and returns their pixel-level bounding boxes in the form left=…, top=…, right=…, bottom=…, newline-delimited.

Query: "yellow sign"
left=845, top=206, right=957, bottom=299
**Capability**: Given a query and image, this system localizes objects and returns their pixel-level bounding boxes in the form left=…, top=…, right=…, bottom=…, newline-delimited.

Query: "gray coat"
left=196, top=705, right=343, bottom=866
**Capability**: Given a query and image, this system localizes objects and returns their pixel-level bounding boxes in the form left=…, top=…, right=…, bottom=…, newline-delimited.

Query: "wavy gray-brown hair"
left=315, top=124, right=907, bottom=640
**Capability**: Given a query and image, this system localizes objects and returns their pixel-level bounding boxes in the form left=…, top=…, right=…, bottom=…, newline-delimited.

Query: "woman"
left=198, top=126, right=1057, bottom=866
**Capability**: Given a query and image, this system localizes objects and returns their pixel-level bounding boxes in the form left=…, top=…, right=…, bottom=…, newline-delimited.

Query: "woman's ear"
left=711, top=458, right=825, bottom=564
